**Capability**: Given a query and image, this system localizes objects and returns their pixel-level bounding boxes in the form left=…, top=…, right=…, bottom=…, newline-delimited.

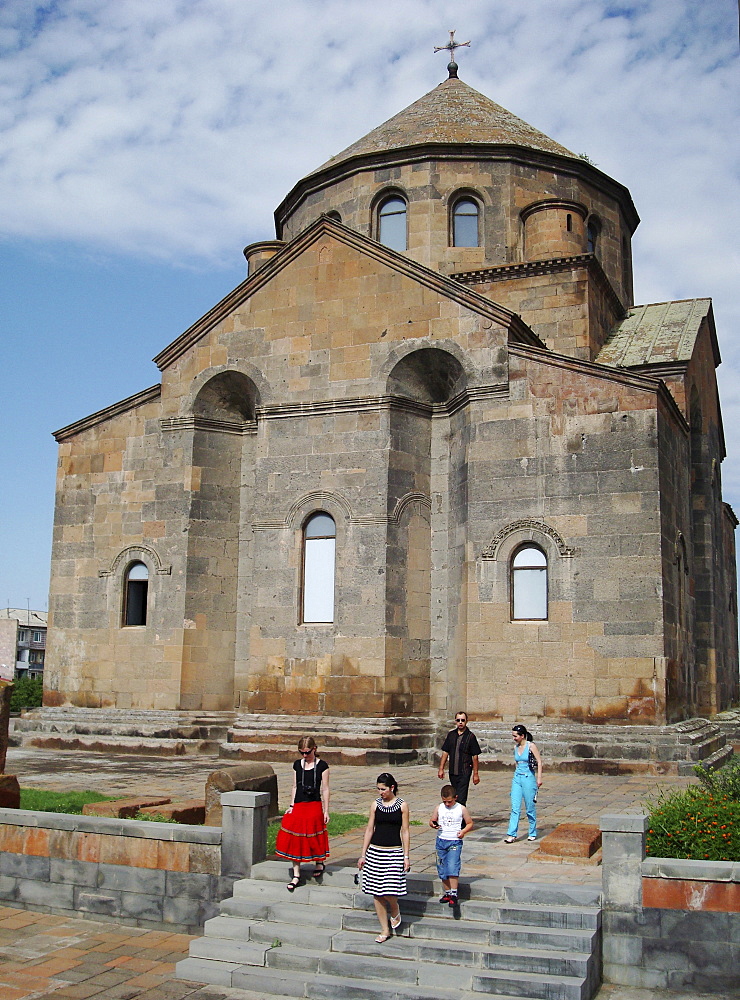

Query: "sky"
left=0, top=0, right=738, bottom=612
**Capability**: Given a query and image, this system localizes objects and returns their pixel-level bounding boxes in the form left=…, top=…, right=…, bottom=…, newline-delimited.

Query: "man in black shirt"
left=438, top=711, right=481, bottom=806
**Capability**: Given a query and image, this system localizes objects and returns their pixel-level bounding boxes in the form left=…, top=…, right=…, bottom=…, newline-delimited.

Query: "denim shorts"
left=435, top=836, right=463, bottom=879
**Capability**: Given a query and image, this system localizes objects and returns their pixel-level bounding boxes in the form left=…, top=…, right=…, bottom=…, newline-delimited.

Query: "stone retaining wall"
left=0, top=790, right=269, bottom=932
left=601, top=813, right=739, bottom=992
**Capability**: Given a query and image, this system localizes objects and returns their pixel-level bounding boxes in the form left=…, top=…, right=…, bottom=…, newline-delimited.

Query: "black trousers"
left=450, top=770, right=472, bottom=805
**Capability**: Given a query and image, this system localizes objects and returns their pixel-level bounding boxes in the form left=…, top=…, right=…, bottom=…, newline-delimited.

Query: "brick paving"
left=1, top=747, right=731, bottom=999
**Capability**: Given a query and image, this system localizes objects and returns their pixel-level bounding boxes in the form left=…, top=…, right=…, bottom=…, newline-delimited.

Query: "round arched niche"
left=387, top=348, right=466, bottom=404
left=193, top=371, right=260, bottom=422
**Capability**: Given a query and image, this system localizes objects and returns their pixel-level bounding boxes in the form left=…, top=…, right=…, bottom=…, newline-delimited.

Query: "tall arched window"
left=378, top=196, right=407, bottom=251
left=586, top=219, right=599, bottom=255
left=452, top=197, right=479, bottom=247
left=123, top=561, right=149, bottom=626
left=511, top=546, right=547, bottom=620
left=302, top=513, right=336, bottom=623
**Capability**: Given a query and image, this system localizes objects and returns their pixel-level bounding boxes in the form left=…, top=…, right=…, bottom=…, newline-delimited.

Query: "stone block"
left=118, top=889, right=164, bottom=923
left=165, top=870, right=212, bottom=900
left=221, top=791, right=270, bottom=877
left=0, top=775, right=20, bottom=809
left=75, top=888, right=122, bottom=917
left=17, top=878, right=74, bottom=909
left=0, top=875, right=17, bottom=899
left=49, top=857, right=98, bottom=887
left=138, top=799, right=205, bottom=824
left=0, top=853, right=50, bottom=880
left=538, top=823, right=601, bottom=858
left=97, top=862, right=165, bottom=895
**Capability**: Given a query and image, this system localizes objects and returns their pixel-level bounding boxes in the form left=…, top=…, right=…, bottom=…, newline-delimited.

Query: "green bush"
left=646, top=785, right=740, bottom=861
left=693, top=755, right=740, bottom=801
left=133, top=811, right=179, bottom=823
left=9, top=676, right=43, bottom=711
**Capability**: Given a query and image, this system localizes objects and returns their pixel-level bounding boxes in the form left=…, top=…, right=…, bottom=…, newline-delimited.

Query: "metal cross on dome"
left=434, top=29, right=470, bottom=79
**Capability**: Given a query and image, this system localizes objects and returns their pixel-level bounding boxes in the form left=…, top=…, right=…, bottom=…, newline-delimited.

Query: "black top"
left=293, top=758, right=329, bottom=803
left=370, top=796, right=404, bottom=847
left=440, top=728, right=481, bottom=775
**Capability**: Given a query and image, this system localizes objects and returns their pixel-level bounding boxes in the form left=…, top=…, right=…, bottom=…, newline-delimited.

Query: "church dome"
left=311, top=77, right=577, bottom=175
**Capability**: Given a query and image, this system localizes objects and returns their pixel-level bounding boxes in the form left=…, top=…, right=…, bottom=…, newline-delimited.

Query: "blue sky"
left=1, top=0, right=738, bottom=611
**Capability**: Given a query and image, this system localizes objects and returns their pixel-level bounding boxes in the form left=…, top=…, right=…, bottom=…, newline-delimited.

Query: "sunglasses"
left=455, top=718, right=466, bottom=723
left=300, top=749, right=314, bottom=754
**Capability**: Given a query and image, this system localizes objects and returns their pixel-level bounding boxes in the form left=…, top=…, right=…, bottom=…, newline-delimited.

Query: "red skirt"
left=275, top=800, right=329, bottom=863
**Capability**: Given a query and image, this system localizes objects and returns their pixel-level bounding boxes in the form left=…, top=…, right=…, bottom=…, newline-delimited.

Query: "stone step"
left=231, top=713, right=436, bottom=734
left=177, top=957, right=520, bottom=1000
left=683, top=743, right=734, bottom=774
left=218, top=742, right=422, bottom=766
left=21, top=733, right=221, bottom=756
left=227, top=729, right=428, bottom=750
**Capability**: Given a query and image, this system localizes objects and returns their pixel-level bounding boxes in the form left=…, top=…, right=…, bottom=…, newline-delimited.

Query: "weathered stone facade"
left=46, top=76, right=738, bottom=727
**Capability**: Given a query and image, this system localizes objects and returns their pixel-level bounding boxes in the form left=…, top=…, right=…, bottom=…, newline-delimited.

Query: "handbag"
left=528, top=748, right=537, bottom=775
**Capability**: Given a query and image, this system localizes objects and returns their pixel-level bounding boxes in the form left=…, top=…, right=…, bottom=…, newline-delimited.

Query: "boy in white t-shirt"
left=429, top=784, right=474, bottom=907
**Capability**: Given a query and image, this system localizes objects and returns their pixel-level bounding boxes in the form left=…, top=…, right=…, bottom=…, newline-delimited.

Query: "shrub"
left=646, top=785, right=740, bottom=861
left=10, top=676, right=43, bottom=711
left=693, top=755, right=740, bottom=801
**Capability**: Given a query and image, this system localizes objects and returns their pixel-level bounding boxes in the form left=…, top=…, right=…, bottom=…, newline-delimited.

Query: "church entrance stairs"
left=220, top=714, right=438, bottom=767
left=460, top=718, right=732, bottom=776
left=12, top=707, right=234, bottom=756
left=176, top=860, right=603, bottom=1000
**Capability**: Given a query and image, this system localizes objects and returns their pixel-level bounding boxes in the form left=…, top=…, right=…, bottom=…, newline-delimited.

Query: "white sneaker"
left=527, top=836, right=537, bottom=841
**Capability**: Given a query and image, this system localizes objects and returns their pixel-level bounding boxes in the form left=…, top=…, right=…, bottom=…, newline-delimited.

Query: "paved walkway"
left=1, top=747, right=732, bottom=1000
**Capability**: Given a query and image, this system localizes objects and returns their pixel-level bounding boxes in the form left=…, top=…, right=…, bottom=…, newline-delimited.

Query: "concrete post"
left=600, top=812, right=647, bottom=910
left=220, top=791, right=270, bottom=878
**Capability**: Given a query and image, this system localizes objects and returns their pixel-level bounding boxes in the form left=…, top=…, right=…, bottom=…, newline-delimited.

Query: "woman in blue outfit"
left=504, top=724, right=542, bottom=843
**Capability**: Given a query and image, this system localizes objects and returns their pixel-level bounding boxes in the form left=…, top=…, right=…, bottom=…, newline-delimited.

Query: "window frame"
left=450, top=195, right=481, bottom=248
left=122, top=560, right=149, bottom=628
left=376, top=193, right=408, bottom=252
left=510, top=544, right=548, bottom=621
left=301, top=512, right=337, bottom=625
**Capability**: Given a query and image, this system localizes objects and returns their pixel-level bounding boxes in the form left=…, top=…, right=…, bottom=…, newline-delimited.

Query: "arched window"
left=511, top=546, right=547, bottom=620
left=452, top=197, right=479, bottom=247
left=302, top=513, right=336, bottom=624
left=123, top=561, right=149, bottom=626
left=586, top=219, right=599, bottom=255
left=378, top=196, right=407, bottom=251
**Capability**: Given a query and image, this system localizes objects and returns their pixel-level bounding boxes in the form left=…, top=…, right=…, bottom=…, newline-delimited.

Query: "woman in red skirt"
left=275, top=735, right=330, bottom=891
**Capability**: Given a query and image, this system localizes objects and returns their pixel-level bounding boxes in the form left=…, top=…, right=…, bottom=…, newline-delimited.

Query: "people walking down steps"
left=357, top=772, right=410, bottom=943
left=504, top=724, right=543, bottom=843
left=430, top=783, right=473, bottom=908
left=275, top=736, right=330, bottom=890
left=437, top=710, right=481, bottom=806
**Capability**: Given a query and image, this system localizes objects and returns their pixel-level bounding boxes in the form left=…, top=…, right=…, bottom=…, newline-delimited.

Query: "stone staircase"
left=466, top=717, right=732, bottom=775
left=220, top=714, right=438, bottom=767
left=13, top=707, right=233, bottom=755
left=176, top=860, right=602, bottom=999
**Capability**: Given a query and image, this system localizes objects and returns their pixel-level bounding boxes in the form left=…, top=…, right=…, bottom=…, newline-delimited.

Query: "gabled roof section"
left=312, top=78, right=577, bottom=174
left=153, top=215, right=544, bottom=371
left=53, top=385, right=161, bottom=442
left=597, top=299, right=718, bottom=370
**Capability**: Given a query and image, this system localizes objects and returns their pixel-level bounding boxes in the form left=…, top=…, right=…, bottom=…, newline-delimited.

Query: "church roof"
left=597, top=298, right=714, bottom=368
left=311, top=77, right=577, bottom=175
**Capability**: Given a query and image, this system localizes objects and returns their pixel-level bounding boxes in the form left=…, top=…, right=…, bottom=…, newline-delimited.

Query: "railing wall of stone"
left=0, top=790, right=269, bottom=933
left=601, top=812, right=739, bottom=993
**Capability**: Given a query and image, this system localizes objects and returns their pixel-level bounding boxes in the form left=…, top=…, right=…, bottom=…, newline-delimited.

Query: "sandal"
left=286, top=876, right=300, bottom=892
left=503, top=836, right=516, bottom=844
left=375, top=933, right=390, bottom=943
left=312, top=863, right=326, bottom=879
left=390, top=911, right=401, bottom=929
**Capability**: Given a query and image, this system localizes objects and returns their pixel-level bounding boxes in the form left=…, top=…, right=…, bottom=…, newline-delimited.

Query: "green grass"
left=268, top=812, right=367, bottom=855
left=19, top=788, right=117, bottom=814
left=133, top=811, right=179, bottom=823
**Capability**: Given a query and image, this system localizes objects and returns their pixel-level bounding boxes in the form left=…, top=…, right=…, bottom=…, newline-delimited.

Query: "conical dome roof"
left=312, top=76, right=576, bottom=175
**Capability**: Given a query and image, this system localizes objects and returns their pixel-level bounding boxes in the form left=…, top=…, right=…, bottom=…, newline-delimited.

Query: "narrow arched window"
left=587, top=220, right=599, bottom=255
left=302, top=513, right=336, bottom=624
left=453, top=198, right=479, bottom=247
left=378, top=196, right=407, bottom=251
left=512, top=546, right=547, bottom=620
left=123, top=561, right=149, bottom=626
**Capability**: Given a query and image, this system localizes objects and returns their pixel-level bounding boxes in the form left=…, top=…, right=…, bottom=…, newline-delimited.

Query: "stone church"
left=45, top=69, right=738, bottom=752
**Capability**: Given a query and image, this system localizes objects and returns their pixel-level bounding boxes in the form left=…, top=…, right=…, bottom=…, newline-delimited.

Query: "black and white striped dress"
left=360, top=796, right=407, bottom=897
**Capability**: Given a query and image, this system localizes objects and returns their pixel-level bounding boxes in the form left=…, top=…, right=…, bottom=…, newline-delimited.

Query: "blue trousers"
left=507, top=772, right=537, bottom=838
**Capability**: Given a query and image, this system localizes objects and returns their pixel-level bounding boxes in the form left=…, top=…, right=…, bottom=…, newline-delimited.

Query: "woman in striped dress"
left=357, top=772, right=410, bottom=943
